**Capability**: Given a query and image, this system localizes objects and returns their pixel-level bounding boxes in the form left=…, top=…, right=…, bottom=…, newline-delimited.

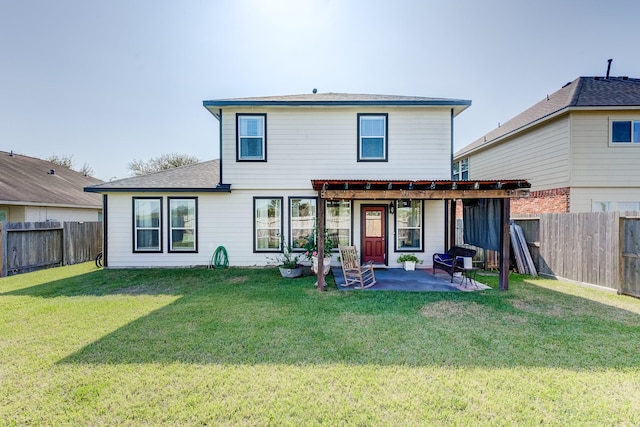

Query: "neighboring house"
left=454, top=76, right=640, bottom=214
left=0, top=150, right=103, bottom=222
left=86, top=92, right=528, bottom=270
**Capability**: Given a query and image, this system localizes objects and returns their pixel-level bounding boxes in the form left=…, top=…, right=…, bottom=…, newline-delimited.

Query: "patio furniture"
left=338, top=245, right=376, bottom=289
left=432, top=246, right=477, bottom=282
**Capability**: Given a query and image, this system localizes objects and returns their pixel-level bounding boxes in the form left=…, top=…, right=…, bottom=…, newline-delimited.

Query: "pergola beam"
left=321, top=189, right=529, bottom=200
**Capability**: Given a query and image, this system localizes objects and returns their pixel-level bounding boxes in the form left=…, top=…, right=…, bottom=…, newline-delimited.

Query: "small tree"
left=47, top=154, right=94, bottom=177
left=128, top=153, right=199, bottom=176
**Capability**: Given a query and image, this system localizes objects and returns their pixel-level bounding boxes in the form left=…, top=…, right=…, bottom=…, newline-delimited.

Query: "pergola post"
left=316, top=190, right=326, bottom=290
left=499, top=198, right=511, bottom=290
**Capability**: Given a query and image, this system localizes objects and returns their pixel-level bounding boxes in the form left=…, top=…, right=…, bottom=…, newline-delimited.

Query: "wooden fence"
left=458, top=212, right=640, bottom=295
left=0, top=221, right=102, bottom=277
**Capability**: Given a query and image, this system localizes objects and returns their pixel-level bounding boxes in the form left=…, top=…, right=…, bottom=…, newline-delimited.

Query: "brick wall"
left=454, top=187, right=570, bottom=218
left=511, top=187, right=570, bottom=214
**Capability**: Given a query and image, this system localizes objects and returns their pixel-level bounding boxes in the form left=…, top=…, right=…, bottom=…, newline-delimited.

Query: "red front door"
left=362, top=206, right=386, bottom=264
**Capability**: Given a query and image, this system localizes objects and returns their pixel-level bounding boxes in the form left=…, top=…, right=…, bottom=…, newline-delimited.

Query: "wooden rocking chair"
left=338, top=245, right=376, bottom=289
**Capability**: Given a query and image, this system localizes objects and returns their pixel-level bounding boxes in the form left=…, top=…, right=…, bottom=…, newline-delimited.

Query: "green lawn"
left=1, top=264, right=639, bottom=426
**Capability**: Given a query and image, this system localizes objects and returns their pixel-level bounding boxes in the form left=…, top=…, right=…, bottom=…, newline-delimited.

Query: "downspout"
left=444, top=108, right=455, bottom=250
left=218, top=109, right=223, bottom=186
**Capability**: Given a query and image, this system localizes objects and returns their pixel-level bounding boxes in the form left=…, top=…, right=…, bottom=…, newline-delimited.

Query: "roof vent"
left=312, top=88, right=317, bottom=94
left=562, top=81, right=572, bottom=88
left=8, top=150, right=14, bottom=157
left=48, top=169, right=55, bottom=175
left=622, top=76, right=629, bottom=80
left=606, top=58, right=613, bottom=79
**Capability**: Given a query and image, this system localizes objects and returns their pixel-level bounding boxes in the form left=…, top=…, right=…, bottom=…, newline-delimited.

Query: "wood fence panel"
left=0, top=221, right=103, bottom=277
left=3, top=222, right=63, bottom=275
left=63, top=222, right=102, bottom=265
left=620, top=217, right=640, bottom=297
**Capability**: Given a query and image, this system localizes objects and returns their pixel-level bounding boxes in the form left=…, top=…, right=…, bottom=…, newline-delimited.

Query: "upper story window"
left=453, top=158, right=469, bottom=180
left=237, top=114, right=267, bottom=161
left=133, top=197, right=162, bottom=252
left=358, top=113, right=388, bottom=161
left=611, top=120, right=640, bottom=144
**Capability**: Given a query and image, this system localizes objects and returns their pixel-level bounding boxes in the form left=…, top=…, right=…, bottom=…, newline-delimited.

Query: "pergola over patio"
left=311, top=178, right=532, bottom=291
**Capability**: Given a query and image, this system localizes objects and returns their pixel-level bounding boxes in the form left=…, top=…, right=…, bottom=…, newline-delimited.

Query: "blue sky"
left=2, top=0, right=638, bottom=181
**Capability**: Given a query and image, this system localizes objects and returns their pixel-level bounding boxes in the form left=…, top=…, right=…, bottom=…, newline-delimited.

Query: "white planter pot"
left=312, top=256, right=332, bottom=276
left=279, top=266, right=302, bottom=278
left=403, top=261, right=416, bottom=271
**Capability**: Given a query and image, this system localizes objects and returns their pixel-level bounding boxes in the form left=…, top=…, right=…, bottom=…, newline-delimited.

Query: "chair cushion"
left=434, top=253, right=453, bottom=265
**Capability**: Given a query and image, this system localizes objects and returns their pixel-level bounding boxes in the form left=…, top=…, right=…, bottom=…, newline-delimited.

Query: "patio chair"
left=338, top=245, right=376, bottom=289
left=432, top=246, right=477, bottom=282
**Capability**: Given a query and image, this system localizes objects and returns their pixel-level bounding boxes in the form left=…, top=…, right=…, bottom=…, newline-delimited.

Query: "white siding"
left=222, top=107, right=453, bottom=189
left=24, top=206, right=101, bottom=222
left=570, top=187, right=640, bottom=212
left=570, top=111, right=640, bottom=187
left=104, top=192, right=446, bottom=268
left=467, top=116, right=570, bottom=191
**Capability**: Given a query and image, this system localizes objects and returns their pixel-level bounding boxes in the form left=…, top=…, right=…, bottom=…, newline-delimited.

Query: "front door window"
left=362, top=206, right=386, bottom=264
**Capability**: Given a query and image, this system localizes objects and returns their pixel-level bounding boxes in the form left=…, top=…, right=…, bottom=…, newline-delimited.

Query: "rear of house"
left=88, top=92, right=479, bottom=268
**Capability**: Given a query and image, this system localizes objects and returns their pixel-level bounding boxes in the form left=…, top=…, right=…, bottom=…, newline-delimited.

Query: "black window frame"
left=132, top=197, right=163, bottom=253
left=168, top=197, right=198, bottom=253
left=237, top=113, right=267, bottom=161
left=253, top=196, right=283, bottom=253
left=357, top=113, right=388, bottom=162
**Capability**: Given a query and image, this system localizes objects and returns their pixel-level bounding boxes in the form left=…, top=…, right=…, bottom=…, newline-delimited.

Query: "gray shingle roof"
left=0, top=150, right=103, bottom=207
left=456, top=76, right=640, bottom=157
left=203, top=92, right=472, bottom=116
left=84, top=159, right=221, bottom=192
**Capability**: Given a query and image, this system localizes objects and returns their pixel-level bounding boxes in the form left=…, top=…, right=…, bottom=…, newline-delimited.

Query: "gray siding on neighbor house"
left=570, top=111, right=640, bottom=187
left=467, top=116, right=570, bottom=190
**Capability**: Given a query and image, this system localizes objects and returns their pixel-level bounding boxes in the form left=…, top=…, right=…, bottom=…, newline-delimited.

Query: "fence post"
left=0, top=222, right=5, bottom=278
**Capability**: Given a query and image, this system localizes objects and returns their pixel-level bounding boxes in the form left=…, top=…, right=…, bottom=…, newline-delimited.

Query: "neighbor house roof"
left=84, top=159, right=225, bottom=193
left=0, top=151, right=103, bottom=208
left=203, top=92, right=472, bottom=117
left=456, top=76, right=640, bottom=157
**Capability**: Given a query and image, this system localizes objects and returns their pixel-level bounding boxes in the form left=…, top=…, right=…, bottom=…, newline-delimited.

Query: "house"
left=454, top=76, right=640, bottom=214
left=0, top=150, right=103, bottom=222
left=85, top=92, right=529, bottom=285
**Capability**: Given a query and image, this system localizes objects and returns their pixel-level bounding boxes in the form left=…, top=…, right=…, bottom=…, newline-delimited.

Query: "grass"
left=1, top=264, right=640, bottom=426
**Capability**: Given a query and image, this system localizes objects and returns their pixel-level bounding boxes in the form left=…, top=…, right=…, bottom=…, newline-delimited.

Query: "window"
left=133, top=198, right=162, bottom=252
left=0, top=208, right=7, bottom=222
left=237, top=114, right=266, bottom=160
left=611, top=120, right=640, bottom=144
left=326, top=200, right=351, bottom=247
left=290, top=198, right=317, bottom=249
left=169, top=198, right=197, bottom=252
left=396, top=200, right=422, bottom=250
left=254, top=197, right=282, bottom=251
left=358, top=114, right=388, bottom=161
left=453, top=159, right=469, bottom=180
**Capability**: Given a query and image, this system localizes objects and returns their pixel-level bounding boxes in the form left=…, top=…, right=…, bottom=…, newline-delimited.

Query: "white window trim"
left=610, top=118, right=640, bottom=146
left=254, top=197, right=283, bottom=252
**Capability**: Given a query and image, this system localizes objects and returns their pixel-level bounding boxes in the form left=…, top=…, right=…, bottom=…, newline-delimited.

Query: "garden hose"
left=210, top=246, right=229, bottom=269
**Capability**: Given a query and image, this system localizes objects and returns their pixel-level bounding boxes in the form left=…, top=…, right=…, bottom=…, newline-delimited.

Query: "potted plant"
left=297, top=227, right=336, bottom=276
left=397, top=253, right=423, bottom=271
left=268, top=242, right=303, bottom=278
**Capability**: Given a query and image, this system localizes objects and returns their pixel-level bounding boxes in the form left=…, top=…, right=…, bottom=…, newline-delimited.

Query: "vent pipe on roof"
left=49, top=169, right=55, bottom=175
left=606, top=58, right=612, bottom=79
